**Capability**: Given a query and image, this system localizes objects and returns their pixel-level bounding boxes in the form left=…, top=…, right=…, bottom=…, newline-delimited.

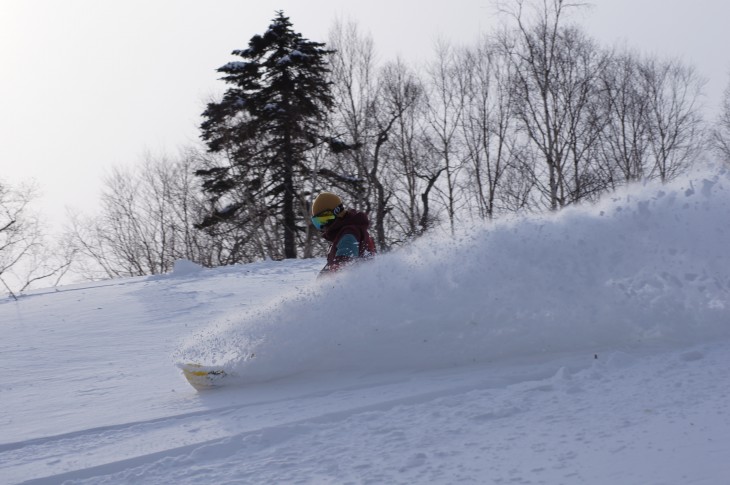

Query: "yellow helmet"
left=312, top=192, right=344, bottom=217
left=311, top=192, right=345, bottom=231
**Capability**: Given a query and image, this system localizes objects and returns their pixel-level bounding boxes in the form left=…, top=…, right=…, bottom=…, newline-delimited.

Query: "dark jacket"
left=321, top=210, right=376, bottom=273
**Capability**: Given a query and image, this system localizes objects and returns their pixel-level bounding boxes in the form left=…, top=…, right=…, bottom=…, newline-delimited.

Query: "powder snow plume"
left=176, top=166, right=730, bottom=383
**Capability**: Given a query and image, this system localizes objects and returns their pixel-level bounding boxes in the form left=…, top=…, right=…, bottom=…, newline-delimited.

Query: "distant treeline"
left=4, top=1, right=729, bottom=289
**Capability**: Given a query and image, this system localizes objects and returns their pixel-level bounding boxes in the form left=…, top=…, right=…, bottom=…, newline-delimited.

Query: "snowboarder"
left=311, top=192, right=376, bottom=274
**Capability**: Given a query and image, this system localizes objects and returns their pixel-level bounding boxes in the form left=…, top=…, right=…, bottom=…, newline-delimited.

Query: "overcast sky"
left=1, top=0, right=729, bottom=228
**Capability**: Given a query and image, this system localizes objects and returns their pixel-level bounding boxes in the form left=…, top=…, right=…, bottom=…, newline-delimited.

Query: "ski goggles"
left=311, top=210, right=337, bottom=230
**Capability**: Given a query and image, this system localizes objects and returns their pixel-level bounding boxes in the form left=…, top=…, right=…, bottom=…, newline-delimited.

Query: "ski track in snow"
left=7, top=346, right=730, bottom=485
left=2, top=166, right=730, bottom=484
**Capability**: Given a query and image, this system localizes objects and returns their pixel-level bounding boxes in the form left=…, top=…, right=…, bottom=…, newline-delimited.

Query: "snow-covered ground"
left=2, top=166, right=730, bottom=484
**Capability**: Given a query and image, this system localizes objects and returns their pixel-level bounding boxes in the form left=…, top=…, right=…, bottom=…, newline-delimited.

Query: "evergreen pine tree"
left=197, top=11, right=334, bottom=259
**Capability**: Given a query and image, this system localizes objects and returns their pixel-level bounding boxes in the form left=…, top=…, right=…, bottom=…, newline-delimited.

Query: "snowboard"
left=178, top=363, right=228, bottom=391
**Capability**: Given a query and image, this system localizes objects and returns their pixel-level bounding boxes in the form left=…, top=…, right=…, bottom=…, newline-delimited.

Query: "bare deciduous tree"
left=599, top=51, right=653, bottom=185
left=642, top=58, right=706, bottom=182
left=424, top=40, right=469, bottom=231
left=70, top=151, right=224, bottom=279
left=328, top=21, right=423, bottom=249
left=460, top=36, right=525, bottom=219
left=327, top=18, right=378, bottom=207
left=379, top=61, right=436, bottom=239
left=498, top=0, right=608, bottom=210
left=710, top=74, right=730, bottom=163
left=0, top=181, right=73, bottom=297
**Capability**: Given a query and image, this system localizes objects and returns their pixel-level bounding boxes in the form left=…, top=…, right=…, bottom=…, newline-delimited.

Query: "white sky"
left=1, top=0, right=729, bottom=228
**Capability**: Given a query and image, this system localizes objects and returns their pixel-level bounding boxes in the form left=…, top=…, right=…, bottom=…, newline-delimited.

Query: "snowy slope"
left=2, top=167, right=730, bottom=484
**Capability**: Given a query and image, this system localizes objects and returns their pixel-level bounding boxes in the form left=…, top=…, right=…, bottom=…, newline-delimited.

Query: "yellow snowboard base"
left=178, top=363, right=228, bottom=391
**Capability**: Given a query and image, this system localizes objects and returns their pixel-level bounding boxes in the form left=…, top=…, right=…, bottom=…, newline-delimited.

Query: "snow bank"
left=172, top=259, right=204, bottom=276
left=177, top=167, right=730, bottom=383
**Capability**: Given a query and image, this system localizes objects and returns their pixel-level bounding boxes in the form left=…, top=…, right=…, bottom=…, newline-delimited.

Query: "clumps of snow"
left=276, top=50, right=309, bottom=65
left=218, top=61, right=250, bottom=72
left=171, top=259, right=203, bottom=277
left=177, top=166, right=730, bottom=384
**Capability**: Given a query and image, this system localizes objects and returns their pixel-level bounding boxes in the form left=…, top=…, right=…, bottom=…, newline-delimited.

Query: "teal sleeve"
left=335, top=234, right=360, bottom=258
